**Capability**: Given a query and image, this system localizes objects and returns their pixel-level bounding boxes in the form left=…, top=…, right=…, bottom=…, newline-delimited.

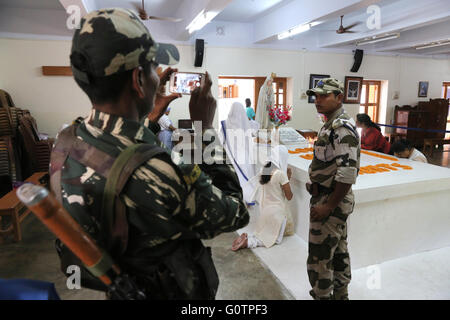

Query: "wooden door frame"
left=219, top=76, right=258, bottom=110
left=361, top=80, right=381, bottom=123
left=443, top=82, right=450, bottom=132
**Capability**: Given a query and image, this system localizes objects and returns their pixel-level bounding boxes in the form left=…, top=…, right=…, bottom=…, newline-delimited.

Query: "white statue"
left=255, top=73, right=275, bottom=130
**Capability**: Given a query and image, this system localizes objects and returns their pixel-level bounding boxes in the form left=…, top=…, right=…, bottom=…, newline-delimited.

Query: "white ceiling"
left=215, top=0, right=292, bottom=22
left=0, top=0, right=449, bottom=58
left=0, top=0, right=64, bottom=10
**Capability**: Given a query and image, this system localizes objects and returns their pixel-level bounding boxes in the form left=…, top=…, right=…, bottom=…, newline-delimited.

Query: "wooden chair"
left=0, top=89, right=15, bottom=108
left=18, top=115, right=53, bottom=173
left=0, top=172, right=48, bottom=243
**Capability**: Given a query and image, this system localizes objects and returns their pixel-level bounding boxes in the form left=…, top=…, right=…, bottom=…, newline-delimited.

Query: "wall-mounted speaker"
left=350, top=49, right=364, bottom=72
left=194, top=39, right=204, bottom=67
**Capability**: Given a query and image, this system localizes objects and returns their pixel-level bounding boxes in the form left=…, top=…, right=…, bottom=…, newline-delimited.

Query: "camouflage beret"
left=306, top=78, right=344, bottom=96
left=71, top=8, right=179, bottom=84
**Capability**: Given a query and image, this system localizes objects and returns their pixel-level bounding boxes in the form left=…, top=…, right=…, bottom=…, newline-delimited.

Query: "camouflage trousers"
left=307, top=192, right=354, bottom=300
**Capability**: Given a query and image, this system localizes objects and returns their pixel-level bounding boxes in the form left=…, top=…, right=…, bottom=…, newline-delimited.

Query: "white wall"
left=0, top=38, right=449, bottom=137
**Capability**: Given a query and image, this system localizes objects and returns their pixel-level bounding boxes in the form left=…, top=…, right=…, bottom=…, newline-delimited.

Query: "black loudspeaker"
left=194, top=39, right=204, bottom=67
left=350, top=49, right=364, bottom=72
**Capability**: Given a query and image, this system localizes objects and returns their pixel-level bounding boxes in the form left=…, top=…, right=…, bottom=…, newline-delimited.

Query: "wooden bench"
left=423, top=139, right=450, bottom=157
left=0, top=172, right=48, bottom=243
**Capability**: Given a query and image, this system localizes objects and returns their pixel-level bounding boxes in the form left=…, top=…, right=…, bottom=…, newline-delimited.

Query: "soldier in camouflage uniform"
left=50, top=8, right=249, bottom=299
left=305, top=78, right=361, bottom=300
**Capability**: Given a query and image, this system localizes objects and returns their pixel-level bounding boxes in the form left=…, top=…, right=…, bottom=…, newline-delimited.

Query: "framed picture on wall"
left=344, top=76, right=363, bottom=104
left=308, top=74, right=330, bottom=103
left=418, top=81, right=429, bottom=97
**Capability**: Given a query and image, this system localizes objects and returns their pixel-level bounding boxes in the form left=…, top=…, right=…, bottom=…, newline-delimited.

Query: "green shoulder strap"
left=101, top=143, right=168, bottom=256
left=101, top=143, right=142, bottom=242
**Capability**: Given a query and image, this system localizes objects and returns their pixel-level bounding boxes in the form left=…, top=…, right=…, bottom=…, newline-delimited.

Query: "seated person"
left=356, top=113, right=391, bottom=154
left=391, top=139, right=428, bottom=163
left=232, top=145, right=294, bottom=251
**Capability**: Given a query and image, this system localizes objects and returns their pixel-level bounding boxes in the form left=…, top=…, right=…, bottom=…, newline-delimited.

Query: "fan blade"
left=131, top=1, right=142, bottom=12
left=148, top=16, right=183, bottom=22
left=344, top=22, right=361, bottom=30
left=343, top=30, right=357, bottom=33
left=130, top=1, right=148, bottom=19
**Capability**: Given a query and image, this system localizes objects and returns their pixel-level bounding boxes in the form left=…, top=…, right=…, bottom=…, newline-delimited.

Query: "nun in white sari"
left=220, top=102, right=257, bottom=204
left=232, top=145, right=294, bottom=251
left=255, top=75, right=275, bottom=129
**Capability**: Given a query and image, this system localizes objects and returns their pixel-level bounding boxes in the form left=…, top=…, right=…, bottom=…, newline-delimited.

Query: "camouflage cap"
left=306, top=78, right=344, bottom=96
left=71, top=8, right=179, bottom=84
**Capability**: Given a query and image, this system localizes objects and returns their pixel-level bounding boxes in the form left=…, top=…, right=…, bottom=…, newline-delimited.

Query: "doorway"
left=218, top=76, right=287, bottom=123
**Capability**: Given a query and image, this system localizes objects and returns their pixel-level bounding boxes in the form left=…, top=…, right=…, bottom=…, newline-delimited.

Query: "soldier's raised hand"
left=189, top=72, right=216, bottom=130
left=149, top=67, right=181, bottom=122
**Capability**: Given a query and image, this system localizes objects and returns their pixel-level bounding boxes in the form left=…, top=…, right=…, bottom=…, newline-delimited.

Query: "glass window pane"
left=272, top=83, right=277, bottom=93
left=360, top=85, right=366, bottom=104
left=368, top=85, right=378, bottom=103
left=368, top=106, right=375, bottom=121
left=446, top=86, right=450, bottom=99
left=279, top=94, right=283, bottom=105
left=368, top=85, right=375, bottom=103
left=359, top=106, right=365, bottom=114
left=446, top=122, right=450, bottom=139
left=279, top=82, right=284, bottom=89
left=279, top=89, right=283, bottom=94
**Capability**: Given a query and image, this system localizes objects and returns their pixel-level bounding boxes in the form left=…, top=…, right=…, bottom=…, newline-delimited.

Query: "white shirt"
left=257, top=169, right=289, bottom=207
left=253, top=169, right=292, bottom=248
left=158, top=114, right=172, bottom=131
left=409, top=148, right=427, bottom=163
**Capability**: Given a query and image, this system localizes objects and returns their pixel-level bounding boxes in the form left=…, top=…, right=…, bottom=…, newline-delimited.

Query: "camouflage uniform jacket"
left=309, top=107, right=360, bottom=193
left=57, top=109, right=249, bottom=262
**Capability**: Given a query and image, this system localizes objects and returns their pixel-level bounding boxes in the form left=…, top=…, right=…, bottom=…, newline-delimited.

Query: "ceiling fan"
left=336, top=15, right=361, bottom=34
left=132, top=0, right=182, bottom=22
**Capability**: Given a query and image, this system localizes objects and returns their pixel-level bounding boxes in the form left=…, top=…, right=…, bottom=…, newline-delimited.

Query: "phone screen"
left=170, top=72, right=203, bottom=94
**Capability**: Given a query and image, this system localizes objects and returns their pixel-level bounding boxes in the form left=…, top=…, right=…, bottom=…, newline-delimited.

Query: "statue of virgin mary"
left=255, top=73, right=275, bottom=129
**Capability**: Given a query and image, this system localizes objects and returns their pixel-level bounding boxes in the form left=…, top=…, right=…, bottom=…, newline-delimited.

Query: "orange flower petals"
left=391, top=163, right=413, bottom=170
left=300, top=154, right=314, bottom=160
left=289, top=148, right=313, bottom=154
left=375, top=163, right=398, bottom=171
left=359, top=162, right=413, bottom=175
left=361, top=150, right=398, bottom=161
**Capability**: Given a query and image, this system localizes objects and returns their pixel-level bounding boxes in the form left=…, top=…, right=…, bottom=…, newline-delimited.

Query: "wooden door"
left=360, top=80, right=381, bottom=123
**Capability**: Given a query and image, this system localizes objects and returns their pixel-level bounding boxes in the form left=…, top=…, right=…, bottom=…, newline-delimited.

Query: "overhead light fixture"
left=356, top=33, right=400, bottom=46
left=415, top=40, right=450, bottom=50
left=278, top=22, right=320, bottom=40
left=186, top=10, right=216, bottom=34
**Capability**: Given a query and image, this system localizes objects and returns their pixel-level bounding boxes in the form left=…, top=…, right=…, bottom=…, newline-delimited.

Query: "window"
left=359, top=80, right=381, bottom=123
left=272, top=78, right=287, bottom=109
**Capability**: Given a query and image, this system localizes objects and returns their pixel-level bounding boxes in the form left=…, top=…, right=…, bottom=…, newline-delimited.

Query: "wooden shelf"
left=42, top=66, right=72, bottom=76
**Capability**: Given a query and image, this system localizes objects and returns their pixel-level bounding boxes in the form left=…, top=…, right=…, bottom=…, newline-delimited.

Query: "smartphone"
left=169, top=72, right=205, bottom=95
